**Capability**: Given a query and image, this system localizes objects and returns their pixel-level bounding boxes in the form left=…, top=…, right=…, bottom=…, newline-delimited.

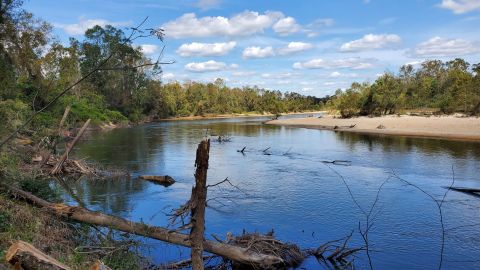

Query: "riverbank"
left=157, top=111, right=324, bottom=121
left=266, top=115, right=480, bottom=141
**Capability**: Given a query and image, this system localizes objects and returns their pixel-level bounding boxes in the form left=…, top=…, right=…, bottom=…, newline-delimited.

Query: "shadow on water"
left=336, top=131, right=480, bottom=159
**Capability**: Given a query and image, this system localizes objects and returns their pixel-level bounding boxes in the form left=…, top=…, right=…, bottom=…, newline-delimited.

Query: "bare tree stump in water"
left=190, top=139, right=210, bottom=270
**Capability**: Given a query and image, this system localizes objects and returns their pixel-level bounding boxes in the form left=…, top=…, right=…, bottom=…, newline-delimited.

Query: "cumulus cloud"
left=57, top=18, right=131, bottom=35
left=185, top=60, right=229, bottom=72
left=277, top=42, right=313, bottom=55
left=139, top=44, right=159, bottom=55
left=293, top=58, right=375, bottom=69
left=273, top=17, right=301, bottom=35
left=340, top=34, right=401, bottom=52
left=412, top=36, right=480, bottom=57
left=439, top=0, right=480, bottom=14
left=242, top=46, right=275, bottom=59
left=162, top=11, right=284, bottom=38
left=176, top=42, right=236, bottom=57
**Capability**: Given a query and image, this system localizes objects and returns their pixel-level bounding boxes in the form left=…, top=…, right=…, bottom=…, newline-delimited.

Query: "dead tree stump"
left=190, top=139, right=210, bottom=270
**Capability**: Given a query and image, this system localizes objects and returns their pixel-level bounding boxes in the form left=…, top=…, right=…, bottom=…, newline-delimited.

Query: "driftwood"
left=237, top=146, right=246, bottom=154
left=5, top=241, right=71, bottom=270
left=0, top=183, right=284, bottom=268
left=139, top=175, right=175, bottom=187
left=448, top=187, right=480, bottom=193
left=321, top=160, right=352, bottom=166
left=447, top=186, right=480, bottom=197
left=51, top=119, right=91, bottom=175
left=190, top=139, right=210, bottom=270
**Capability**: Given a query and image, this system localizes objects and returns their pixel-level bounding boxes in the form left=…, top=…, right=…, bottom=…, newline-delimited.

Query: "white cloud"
left=57, top=18, right=131, bottom=35
left=405, top=61, right=422, bottom=66
left=340, top=34, right=401, bottom=52
left=273, top=17, right=301, bottom=36
left=185, top=60, right=228, bottom=72
left=176, top=41, right=236, bottom=57
left=139, top=44, right=159, bottom=55
left=232, top=71, right=256, bottom=77
left=277, top=42, right=313, bottom=55
left=194, top=0, right=222, bottom=10
left=439, top=0, right=480, bottom=14
left=412, top=36, right=480, bottom=56
left=261, top=72, right=293, bottom=79
left=242, top=46, right=275, bottom=59
left=162, top=11, right=284, bottom=38
left=162, top=72, right=176, bottom=80
left=328, top=71, right=359, bottom=78
left=293, top=58, right=375, bottom=69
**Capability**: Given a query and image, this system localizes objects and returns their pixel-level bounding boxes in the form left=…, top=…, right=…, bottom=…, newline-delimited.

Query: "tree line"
left=328, top=59, right=480, bottom=118
left=0, top=0, right=321, bottom=139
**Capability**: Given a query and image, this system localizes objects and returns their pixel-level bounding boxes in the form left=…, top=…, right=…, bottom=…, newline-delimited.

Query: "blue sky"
left=25, top=0, right=480, bottom=97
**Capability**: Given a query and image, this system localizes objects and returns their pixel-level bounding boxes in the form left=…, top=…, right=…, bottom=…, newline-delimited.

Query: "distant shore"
left=266, top=115, right=480, bottom=142
left=157, top=111, right=324, bottom=121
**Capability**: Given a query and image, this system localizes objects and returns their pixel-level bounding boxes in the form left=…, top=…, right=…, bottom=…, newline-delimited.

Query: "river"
left=59, top=114, right=480, bottom=269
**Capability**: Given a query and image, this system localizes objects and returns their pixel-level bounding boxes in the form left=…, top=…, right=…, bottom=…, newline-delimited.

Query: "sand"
left=266, top=115, right=480, bottom=141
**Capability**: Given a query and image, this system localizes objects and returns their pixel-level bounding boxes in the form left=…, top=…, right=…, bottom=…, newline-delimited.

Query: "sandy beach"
left=266, top=115, right=480, bottom=141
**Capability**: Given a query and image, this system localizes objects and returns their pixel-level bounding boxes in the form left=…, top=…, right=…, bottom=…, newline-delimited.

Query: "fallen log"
left=0, top=183, right=284, bottom=268
left=51, top=119, right=91, bottom=175
left=139, top=175, right=175, bottom=187
left=321, top=160, right=352, bottom=166
left=5, top=241, right=71, bottom=270
left=446, top=186, right=480, bottom=197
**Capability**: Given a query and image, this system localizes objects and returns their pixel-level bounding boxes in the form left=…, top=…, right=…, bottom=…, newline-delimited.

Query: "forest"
left=328, top=59, right=480, bottom=118
left=0, top=0, right=322, bottom=141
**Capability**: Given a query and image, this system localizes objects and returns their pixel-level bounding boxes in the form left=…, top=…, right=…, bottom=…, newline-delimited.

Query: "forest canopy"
left=1, top=0, right=479, bottom=141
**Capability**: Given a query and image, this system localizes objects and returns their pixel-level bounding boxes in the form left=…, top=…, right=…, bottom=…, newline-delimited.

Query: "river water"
left=62, top=114, right=480, bottom=269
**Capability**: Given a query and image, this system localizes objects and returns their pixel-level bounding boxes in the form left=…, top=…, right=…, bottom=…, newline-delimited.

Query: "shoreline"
left=156, top=111, right=325, bottom=122
left=266, top=115, right=480, bottom=142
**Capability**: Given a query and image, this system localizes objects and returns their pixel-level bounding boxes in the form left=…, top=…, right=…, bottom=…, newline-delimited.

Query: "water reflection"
left=336, top=132, right=480, bottom=159
left=62, top=115, right=480, bottom=270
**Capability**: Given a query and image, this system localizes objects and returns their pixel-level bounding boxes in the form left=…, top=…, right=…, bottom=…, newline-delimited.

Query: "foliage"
left=330, top=58, right=480, bottom=117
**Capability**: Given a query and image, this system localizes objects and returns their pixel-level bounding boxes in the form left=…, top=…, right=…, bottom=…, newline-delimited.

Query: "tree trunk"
left=51, top=119, right=90, bottom=175
left=190, top=139, right=210, bottom=270
left=6, top=241, right=71, bottom=270
left=1, top=183, right=283, bottom=268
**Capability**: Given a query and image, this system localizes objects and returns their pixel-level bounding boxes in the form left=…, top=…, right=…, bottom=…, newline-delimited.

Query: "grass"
left=0, top=145, right=147, bottom=269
